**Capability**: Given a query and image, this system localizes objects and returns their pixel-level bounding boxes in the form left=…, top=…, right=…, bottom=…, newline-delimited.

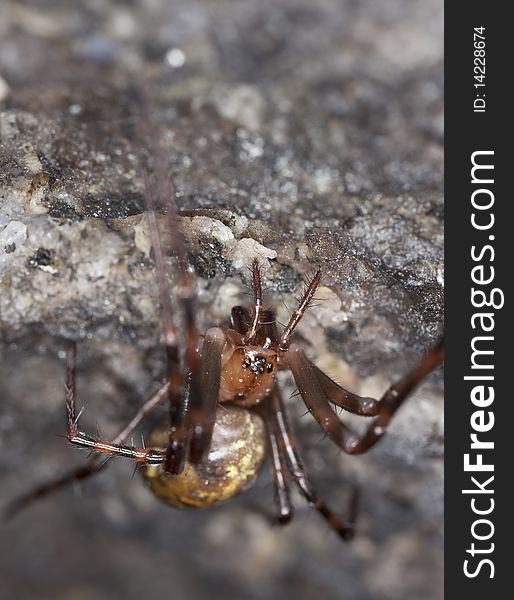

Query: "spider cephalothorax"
left=218, top=330, right=278, bottom=406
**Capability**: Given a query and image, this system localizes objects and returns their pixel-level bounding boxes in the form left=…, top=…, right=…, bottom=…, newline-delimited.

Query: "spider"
left=5, top=161, right=444, bottom=541
left=4, top=84, right=444, bottom=538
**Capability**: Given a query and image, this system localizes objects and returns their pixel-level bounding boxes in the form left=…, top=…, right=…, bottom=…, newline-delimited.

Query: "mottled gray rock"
left=0, top=1, right=443, bottom=599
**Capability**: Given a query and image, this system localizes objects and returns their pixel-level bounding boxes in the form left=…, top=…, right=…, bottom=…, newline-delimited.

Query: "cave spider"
left=5, top=83, right=444, bottom=537
left=5, top=158, right=444, bottom=541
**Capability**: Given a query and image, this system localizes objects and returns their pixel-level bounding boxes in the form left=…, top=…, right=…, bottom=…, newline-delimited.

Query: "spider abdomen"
left=141, top=406, right=265, bottom=508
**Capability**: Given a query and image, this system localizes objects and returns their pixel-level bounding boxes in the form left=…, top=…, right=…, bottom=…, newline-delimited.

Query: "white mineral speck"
left=22, top=146, right=44, bottom=175
left=213, top=85, right=265, bottom=132
left=312, top=168, right=337, bottom=194
left=133, top=216, right=151, bottom=256
left=229, top=238, right=277, bottom=271
left=68, top=103, right=82, bottom=115
left=188, top=217, right=234, bottom=244
left=165, top=47, right=186, bottom=68
left=240, top=135, right=264, bottom=160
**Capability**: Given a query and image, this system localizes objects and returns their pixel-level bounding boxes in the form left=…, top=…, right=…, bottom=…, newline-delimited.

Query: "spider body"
left=141, top=308, right=285, bottom=508
left=142, top=321, right=280, bottom=509
left=4, top=117, right=444, bottom=541
left=4, top=204, right=444, bottom=541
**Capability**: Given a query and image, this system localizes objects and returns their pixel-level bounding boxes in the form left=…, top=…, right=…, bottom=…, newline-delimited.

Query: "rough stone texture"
left=0, top=1, right=443, bottom=599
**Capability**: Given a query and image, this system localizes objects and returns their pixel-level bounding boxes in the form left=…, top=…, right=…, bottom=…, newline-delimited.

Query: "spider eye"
left=242, top=354, right=271, bottom=375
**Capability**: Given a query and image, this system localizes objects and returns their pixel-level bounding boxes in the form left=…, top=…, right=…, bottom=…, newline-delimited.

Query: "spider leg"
left=152, top=114, right=202, bottom=474
left=243, top=260, right=263, bottom=343
left=68, top=429, right=166, bottom=468
left=142, top=169, right=189, bottom=474
left=3, top=460, right=110, bottom=520
left=278, top=270, right=321, bottom=352
left=256, top=402, right=294, bottom=524
left=270, top=388, right=357, bottom=541
left=287, top=339, right=444, bottom=454
left=310, top=364, right=380, bottom=416
left=4, top=360, right=170, bottom=520
left=66, top=343, right=166, bottom=465
left=141, top=82, right=205, bottom=473
left=188, top=328, right=225, bottom=464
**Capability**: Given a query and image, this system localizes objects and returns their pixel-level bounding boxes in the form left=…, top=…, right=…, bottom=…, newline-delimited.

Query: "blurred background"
left=0, top=1, right=443, bottom=599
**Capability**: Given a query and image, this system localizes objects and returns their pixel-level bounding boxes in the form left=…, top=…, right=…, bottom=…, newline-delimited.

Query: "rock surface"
left=0, top=1, right=443, bottom=599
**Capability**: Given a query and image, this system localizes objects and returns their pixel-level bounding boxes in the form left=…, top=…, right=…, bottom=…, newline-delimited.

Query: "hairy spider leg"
left=278, top=270, right=322, bottom=351
left=310, top=364, right=381, bottom=416
left=192, top=328, right=225, bottom=463
left=152, top=157, right=204, bottom=468
left=3, top=460, right=109, bottom=521
left=269, top=387, right=358, bottom=541
left=142, top=169, right=188, bottom=473
left=231, top=276, right=278, bottom=347
left=287, top=339, right=444, bottom=454
left=243, top=260, right=264, bottom=344
left=3, top=372, right=170, bottom=520
left=66, top=342, right=168, bottom=466
left=258, top=401, right=294, bottom=524
left=143, top=84, right=224, bottom=467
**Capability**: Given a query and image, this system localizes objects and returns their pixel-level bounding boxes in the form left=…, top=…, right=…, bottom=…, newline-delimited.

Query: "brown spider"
left=5, top=162, right=444, bottom=541
left=4, top=86, right=444, bottom=539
